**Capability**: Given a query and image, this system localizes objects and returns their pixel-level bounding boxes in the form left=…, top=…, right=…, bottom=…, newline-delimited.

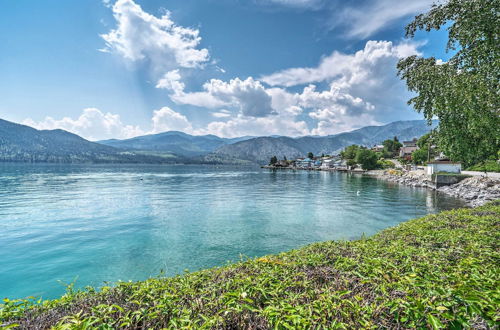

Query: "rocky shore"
left=372, top=170, right=500, bottom=207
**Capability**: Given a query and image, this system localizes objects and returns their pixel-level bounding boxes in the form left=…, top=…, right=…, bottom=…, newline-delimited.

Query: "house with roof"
left=399, top=138, right=419, bottom=159
left=371, top=145, right=384, bottom=152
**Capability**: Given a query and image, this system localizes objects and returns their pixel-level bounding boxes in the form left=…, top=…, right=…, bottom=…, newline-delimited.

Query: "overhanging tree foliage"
left=397, top=0, right=500, bottom=167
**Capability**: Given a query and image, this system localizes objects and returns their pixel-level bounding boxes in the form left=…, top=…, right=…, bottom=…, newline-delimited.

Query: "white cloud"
left=156, top=70, right=227, bottom=108
left=22, top=108, right=144, bottom=141
left=263, top=0, right=323, bottom=9
left=211, top=109, right=232, bottom=118
left=151, top=107, right=193, bottom=133
left=101, top=0, right=209, bottom=71
left=262, top=40, right=421, bottom=87
left=311, top=113, right=381, bottom=136
left=259, top=40, right=423, bottom=132
left=260, top=0, right=436, bottom=39
left=334, top=0, right=436, bottom=39
left=156, top=70, right=185, bottom=93
left=154, top=41, right=398, bottom=136
left=196, top=115, right=309, bottom=138
left=22, top=106, right=197, bottom=140
left=158, top=75, right=275, bottom=118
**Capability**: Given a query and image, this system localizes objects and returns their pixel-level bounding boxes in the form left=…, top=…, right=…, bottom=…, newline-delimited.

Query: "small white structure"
left=426, top=161, right=462, bottom=175
left=320, top=159, right=334, bottom=169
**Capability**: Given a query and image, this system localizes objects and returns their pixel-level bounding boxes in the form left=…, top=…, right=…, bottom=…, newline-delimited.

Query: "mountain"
left=0, top=118, right=437, bottom=164
left=0, top=119, right=175, bottom=163
left=209, top=120, right=438, bottom=164
left=98, top=131, right=254, bottom=157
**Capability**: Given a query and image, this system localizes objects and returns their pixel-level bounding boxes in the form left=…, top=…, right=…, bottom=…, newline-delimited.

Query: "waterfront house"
left=371, top=145, right=384, bottom=152
left=399, top=138, right=419, bottom=159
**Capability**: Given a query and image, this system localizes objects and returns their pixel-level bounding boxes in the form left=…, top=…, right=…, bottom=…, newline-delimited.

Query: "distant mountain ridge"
left=209, top=120, right=438, bottom=164
left=98, top=131, right=254, bottom=157
left=0, top=119, right=173, bottom=163
left=0, top=118, right=436, bottom=164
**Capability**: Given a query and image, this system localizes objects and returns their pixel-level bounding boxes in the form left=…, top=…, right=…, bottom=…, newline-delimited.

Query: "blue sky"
left=0, top=0, right=449, bottom=140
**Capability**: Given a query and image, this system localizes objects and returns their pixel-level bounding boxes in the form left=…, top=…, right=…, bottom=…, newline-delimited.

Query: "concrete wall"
left=432, top=174, right=470, bottom=188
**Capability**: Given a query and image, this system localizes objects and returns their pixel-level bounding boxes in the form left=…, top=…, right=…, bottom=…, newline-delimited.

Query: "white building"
left=320, top=159, right=334, bottom=169
left=426, top=161, right=462, bottom=175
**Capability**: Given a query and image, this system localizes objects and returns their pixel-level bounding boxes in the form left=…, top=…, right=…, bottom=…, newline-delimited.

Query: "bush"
left=377, top=159, right=395, bottom=169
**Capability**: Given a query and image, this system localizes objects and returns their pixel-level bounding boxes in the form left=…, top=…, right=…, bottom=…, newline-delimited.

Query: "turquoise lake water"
left=0, top=164, right=466, bottom=299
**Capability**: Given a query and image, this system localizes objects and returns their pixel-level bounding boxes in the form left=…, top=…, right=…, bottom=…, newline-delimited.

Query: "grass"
left=1, top=202, right=499, bottom=329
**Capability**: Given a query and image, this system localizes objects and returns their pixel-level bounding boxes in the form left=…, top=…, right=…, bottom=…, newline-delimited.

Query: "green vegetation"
left=398, top=0, right=500, bottom=167
left=2, top=202, right=499, bottom=329
left=341, top=144, right=395, bottom=170
left=340, top=145, right=359, bottom=161
left=412, top=132, right=440, bottom=165
left=307, top=152, right=314, bottom=159
left=377, top=159, right=396, bottom=169
left=354, top=148, right=378, bottom=170
left=382, top=137, right=402, bottom=158
left=467, top=160, right=500, bottom=173
left=269, top=156, right=278, bottom=166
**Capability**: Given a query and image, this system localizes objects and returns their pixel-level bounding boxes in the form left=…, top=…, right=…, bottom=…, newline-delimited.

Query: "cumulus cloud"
left=23, top=108, right=144, bottom=141
left=158, top=75, right=275, bottom=118
left=101, top=0, right=209, bottom=71
left=153, top=40, right=407, bottom=136
left=259, top=40, right=424, bottom=132
left=150, top=107, right=193, bottom=133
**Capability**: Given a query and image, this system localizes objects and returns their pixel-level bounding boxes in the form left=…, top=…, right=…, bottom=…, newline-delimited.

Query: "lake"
left=0, top=164, right=466, bottom=299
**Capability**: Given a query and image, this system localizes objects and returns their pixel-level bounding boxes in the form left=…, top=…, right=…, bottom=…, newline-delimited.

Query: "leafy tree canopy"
left=397, top=0, right=500, bottom=167
left=382, top=138, right=403, bottom=155
left=340, top=145, right=359, bottom=160
left=355, top=148, right=379, bottom=170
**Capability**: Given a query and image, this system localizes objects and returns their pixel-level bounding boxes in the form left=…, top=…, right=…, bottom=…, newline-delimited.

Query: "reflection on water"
left=0, top=164, right=466, bottom=299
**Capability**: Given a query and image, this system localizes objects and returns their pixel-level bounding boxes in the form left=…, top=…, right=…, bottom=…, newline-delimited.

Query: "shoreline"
left=366, top=170, right=500, bottom=207
left=263, top=166, right=500, bottom=207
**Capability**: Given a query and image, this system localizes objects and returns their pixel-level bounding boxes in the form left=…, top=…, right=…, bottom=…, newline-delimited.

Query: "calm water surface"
left=0, top=164, right=466, bottom=299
